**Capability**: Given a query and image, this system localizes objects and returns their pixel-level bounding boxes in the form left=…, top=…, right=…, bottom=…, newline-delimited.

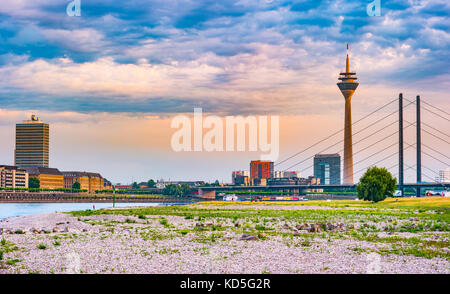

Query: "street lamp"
left=113, top=185, right=116, bottom=208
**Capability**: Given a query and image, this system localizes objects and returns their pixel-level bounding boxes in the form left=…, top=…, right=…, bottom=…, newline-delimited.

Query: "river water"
left=0, top=202, right=186, bottom=220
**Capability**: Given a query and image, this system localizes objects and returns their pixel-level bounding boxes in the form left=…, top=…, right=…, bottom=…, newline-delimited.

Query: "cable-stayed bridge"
left=198, top=94, right=449, bottom=198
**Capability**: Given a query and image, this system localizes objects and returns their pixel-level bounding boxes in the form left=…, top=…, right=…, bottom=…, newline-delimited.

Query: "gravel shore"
left=0, top=204, right=448, bottom=274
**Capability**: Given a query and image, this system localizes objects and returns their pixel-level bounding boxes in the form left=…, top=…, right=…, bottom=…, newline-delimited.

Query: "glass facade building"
left=313, top=154, right=341, bottom=185
left=15, top=115, right=49, bottom=167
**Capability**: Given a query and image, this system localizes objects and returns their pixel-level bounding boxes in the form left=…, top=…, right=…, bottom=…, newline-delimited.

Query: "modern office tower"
left=15, top=115, right=49, bottom=167
left=0, top=165, right=29, bottom=188
left=250, top=160, right=274, bottom=180
left=337, top=44, right=359, bottom=185
left=314, top=154, right=341, bottom=185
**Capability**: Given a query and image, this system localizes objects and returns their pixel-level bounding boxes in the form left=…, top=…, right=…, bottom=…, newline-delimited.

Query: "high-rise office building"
left=250, top=160, right=274, bottom=184
left=15, top=115, right=49, bottom=167
left=314, top=154, right=341, bottom=185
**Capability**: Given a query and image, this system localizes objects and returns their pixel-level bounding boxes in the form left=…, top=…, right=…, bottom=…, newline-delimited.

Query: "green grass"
left=37, top=244, right=47, bottom=250
left=66, top=197, right=450, bottom=261
left=199, top=197, right=450, bottom=213
left=5, top=258, right=20, bottom=266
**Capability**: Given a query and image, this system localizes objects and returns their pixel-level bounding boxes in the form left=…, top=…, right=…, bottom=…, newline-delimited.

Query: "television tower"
left=337, top=44, right=359, bottom=185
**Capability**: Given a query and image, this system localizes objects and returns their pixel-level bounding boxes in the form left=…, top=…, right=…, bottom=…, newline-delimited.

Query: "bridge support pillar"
left=399, top=93, right=404, bottom=196
left=198, top=189, right=216, bottom=200
left=416, top=95, right=422, bottom=197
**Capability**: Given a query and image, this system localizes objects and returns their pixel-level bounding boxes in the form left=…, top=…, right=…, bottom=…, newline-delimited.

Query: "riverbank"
left=0, top=202, right=192, bottom=220
left=0, top=197, right=448, bottom=274
left=0, top=193, right=198, bottom=203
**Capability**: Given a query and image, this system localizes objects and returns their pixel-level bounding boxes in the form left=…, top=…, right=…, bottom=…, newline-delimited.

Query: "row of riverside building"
left=0, top=115, right=112, bottom=193
left=232, top=155, right=342, bottom=187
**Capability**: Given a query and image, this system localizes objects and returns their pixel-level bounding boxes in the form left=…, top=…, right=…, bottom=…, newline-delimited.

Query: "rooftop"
left=314, top=153, right=341, bottom=158
left=22, top=166, right=62, bottom=176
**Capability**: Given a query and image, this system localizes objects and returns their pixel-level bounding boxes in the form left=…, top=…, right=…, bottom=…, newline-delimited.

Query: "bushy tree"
left=29, top=177, right=40, bottom=189
left=180, top=184, right=191, bottom=196
left=132, top=182, right=139, bottom=189
left=356, top=166, right=397, bottom=203
left=163, top=184, right=191, bottom=197
left=163, top=184, right=179, bottom=196
left=147, top=179, right=156, bottom=188
left=72, top=182, right=81, bottom=189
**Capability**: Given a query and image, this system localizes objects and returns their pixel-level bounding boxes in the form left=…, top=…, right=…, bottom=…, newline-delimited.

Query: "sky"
left=0, top=0, right=449, bottom=184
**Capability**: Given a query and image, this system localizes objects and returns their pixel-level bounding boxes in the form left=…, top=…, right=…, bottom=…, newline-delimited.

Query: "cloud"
left=0, top=0, right=447, bottom=116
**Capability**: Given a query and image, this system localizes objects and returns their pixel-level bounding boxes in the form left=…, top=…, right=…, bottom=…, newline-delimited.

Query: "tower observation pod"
left=337, top=44, right=359, bottom=185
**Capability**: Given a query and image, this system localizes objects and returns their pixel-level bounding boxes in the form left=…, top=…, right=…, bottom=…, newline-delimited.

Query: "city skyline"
left=0, top=1, right=448, bottom=183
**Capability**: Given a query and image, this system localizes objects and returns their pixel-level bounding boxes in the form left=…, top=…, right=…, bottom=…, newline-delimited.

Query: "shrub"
left=29, top=177, right=40, bottom=189
left=255, top=225, right=265, bottom=231
left=72, top=182, right=81, bottom=189
left=37, top=244, right=47, bottom=250
left=159, top=217, right=168, bottom=226
left=356, top=166, right=397, bottom=203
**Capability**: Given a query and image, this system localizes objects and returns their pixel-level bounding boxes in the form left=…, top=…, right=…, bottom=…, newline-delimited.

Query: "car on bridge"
left=393, top=190, right=403, bottom=197
left=425, top=190, right=442, bottom=196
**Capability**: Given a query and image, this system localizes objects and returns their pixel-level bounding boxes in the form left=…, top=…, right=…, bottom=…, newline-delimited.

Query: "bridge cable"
left=421, top=100, right=450, bottom=117
left=421, top=128, right=450, bottom=145
left=275, top=98, right=399, bottom=167
left=422, top=150, right=450, bottom=167
left=283, top=119, right=399, bottom=172
left=422, top=122, right=450, bottom=139
left=422, top=105, right=450, bottom=122
left=422, top=144, right=450, bottom=161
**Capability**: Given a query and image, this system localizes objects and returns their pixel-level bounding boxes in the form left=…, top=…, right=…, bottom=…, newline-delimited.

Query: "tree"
left=180, top=184, right=191, bottom=197
left=29, top=177, right=40, bottom=189
left=356, top=166, right=397, bottom=203
left=147, top=179, right=156, bottom=188
left=132, top=182, right=139, bottom=189
left=72, top=182, right=81, bottom=190
left=163, top=184, right=179, bottom=196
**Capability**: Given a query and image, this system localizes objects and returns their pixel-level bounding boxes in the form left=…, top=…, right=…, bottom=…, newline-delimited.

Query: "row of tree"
left=162, top=184, right=191, bottom=197
left=130, top=179, right=156, bottom=189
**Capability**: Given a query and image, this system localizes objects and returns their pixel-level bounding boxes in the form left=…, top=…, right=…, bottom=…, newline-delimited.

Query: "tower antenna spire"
left=346, top=43, right=349, bottom=73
